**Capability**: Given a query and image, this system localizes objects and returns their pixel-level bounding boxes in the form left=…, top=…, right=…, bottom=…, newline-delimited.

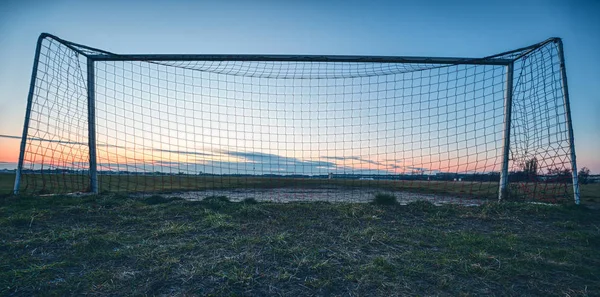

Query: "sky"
left=0, top=0, right=599, bottom=174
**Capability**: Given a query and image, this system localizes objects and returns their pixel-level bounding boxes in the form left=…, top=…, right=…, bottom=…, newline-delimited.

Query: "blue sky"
left=0, top=0, right=599, bottom=173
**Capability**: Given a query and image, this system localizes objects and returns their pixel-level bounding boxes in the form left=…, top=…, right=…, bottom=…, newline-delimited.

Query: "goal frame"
left=13, top=33, right=580, bottom=203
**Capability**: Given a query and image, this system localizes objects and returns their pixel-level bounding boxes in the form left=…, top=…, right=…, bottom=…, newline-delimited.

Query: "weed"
left=203, top=196, right=231, bottom=203
left=372, top=193, right=397, bottom=205
left=242, top=197, right=258, bottom=204
left=406, top=200, right=436, bottom=212
left=143, top=195, right=182, bottom=205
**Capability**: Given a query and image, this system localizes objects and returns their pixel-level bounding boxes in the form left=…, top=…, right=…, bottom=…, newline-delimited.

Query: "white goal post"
left=13, top=33, right=580, bottom=204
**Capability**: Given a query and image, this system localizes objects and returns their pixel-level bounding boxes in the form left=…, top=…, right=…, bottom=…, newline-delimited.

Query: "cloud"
left=406, top=166, right=427, bottom=171
left=82, top=149, right=400, bottom=175
left=320, top=156, right=348, bottom=161
left=151, top=148, right=214, bottom=156
left=0, top=134, right=20, bottom=140
left=383, top=158, right=405, bottom=163
left=0, top=136, right=211, bottom=156
left=224, top=151, right=337, bottom=168
left=320, top=155, right=387, bottom=167
left=8, top=147, right=416, bottom=175
left=1, top=134, right=91, bottom=146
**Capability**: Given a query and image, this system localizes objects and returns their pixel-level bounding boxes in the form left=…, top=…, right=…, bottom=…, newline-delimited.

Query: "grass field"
left=4, top=173, right=502, bottom=199
left=1, top=194, right=599, bottom=296
left=3, top=173, right=597, bottom=204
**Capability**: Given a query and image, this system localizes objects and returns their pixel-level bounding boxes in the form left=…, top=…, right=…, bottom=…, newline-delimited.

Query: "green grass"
left=1, top=194, right=599, bottom=296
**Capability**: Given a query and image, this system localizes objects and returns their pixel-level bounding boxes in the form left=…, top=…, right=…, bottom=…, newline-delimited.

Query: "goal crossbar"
left=40, top=33, right=521, bottom=65
left=86, top=54, right=514, bottom=65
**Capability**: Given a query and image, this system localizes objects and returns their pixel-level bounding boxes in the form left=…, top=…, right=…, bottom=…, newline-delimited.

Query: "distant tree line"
left=509, top=157, right=592, bottom=184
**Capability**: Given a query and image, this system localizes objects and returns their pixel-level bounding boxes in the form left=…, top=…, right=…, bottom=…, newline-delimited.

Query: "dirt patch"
left=141, top=187, right=487, bottom=206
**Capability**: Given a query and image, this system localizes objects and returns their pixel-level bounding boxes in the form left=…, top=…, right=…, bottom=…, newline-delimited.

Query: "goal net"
left=13, top=34, right=580, bottom=204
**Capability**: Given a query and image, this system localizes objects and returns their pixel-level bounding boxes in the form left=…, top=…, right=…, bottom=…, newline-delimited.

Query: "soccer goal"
left=13, top=33, right=580, bottom=204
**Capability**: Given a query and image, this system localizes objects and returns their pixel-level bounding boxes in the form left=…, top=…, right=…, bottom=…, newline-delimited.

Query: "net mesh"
left=18, top=37, right=90, bottom=194
left=15, top=35, right=575, bottom=203
left=509, top=43, right=573, bottom=202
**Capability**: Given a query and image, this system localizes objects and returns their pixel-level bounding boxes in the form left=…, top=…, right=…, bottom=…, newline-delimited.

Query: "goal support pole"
left=556, top=39, right=580, bottom=205
left=499, top=62, right=514, bottom=201
left=87, top=58, right=99, bottom=194
left=13, top=35, right=45, bottom=195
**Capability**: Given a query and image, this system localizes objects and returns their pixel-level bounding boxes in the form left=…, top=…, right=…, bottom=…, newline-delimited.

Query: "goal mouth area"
left=13, top=34, right=579, bottom=204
